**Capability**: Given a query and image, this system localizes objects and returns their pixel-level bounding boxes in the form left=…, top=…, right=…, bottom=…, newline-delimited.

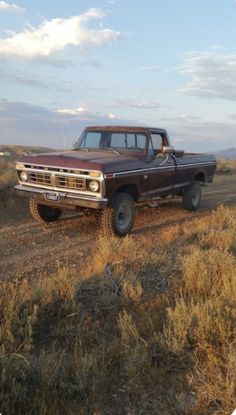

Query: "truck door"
left=147, top=133, right=176, bottom=198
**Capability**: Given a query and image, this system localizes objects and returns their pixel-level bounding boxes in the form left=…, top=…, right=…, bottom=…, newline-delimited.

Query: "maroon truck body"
left=15, top=126, right=217, bottom=235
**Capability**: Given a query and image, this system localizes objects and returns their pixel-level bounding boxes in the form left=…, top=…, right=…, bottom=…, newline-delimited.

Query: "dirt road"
left=0, top=175, right=235, bottom=282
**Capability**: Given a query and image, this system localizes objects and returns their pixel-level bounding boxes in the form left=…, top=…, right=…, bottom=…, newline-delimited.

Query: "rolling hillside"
left=214, top=147, right=236, bottom=160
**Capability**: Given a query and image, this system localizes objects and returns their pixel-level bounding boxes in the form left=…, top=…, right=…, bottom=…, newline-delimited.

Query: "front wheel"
left=29, top=198, right=62, bottom=224
left=101, top=192, right=135, bottom=237
left=183, top=181, right=201, bottom=211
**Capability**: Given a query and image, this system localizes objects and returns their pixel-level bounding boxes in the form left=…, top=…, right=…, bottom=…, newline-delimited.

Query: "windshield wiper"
left=75, top=147, right=120, bottom=155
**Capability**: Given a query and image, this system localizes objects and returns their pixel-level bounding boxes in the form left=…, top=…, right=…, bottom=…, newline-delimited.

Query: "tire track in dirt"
left=0, top=176, right=235, bottom=281
left=0, top=214, right=98, bottom=281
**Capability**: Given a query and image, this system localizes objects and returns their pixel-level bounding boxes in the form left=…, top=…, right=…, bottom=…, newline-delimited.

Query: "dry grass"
left=0, top=157, right=26, bottom=223
left=0, top=144, right=56, bottom=192
left=163, top=246, right=236, bottom=414
left=0, top=166, right=236, bottom=413
left=1, top=204, right=235, bottom=414
left=0, top=145, right=55, bottom=222
left=216, top=159, right=236, bottom=174
left=183, top=205, right=236, bottom=252
left=162, top=205, right=236, bottom=415
left=0, top=159, right=16, bottom=192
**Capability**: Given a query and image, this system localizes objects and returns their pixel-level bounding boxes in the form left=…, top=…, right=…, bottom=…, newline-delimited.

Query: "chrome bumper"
left=15, top=184, right=108, bottom=209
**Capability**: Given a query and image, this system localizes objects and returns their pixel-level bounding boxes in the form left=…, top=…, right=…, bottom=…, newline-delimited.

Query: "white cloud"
left=0, top=8, right=121, bottom=60
left=179, top=51, right=236, bottom=101
left=57, top=107, right=89, bottom=115
left=0, top=1, right=25, bottom=12
left=57, top=106, right=118, bottom=120
left=114, top=97, right=161, bottom=110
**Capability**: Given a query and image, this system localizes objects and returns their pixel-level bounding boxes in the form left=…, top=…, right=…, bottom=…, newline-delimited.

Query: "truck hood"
left=19, top=149, right=146, bottom=173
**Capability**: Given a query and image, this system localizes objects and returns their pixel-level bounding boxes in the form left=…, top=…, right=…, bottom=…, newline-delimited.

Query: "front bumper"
left=15, top=184, right=108, bottom=209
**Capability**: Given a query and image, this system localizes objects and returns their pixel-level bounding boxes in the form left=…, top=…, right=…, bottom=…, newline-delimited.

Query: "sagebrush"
left=0, top=202, right=235, bottom=414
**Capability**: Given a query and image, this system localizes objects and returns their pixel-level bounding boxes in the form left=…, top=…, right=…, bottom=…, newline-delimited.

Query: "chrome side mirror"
left=162, top=146, right=175, bottom=155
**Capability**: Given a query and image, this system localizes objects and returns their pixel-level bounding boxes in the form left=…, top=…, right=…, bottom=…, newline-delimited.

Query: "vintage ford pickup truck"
left=15, top=126, right=217, bottom=236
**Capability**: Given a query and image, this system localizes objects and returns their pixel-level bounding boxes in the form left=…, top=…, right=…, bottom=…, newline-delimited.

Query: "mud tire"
left=101, top=192, right=135, bottom=237
left=29, top=198, right=62, bottom=223
left=183, top=181, right=201, bottom=211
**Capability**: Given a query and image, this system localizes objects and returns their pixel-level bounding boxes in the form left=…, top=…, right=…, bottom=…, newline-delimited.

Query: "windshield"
left=77, top=131, right=147, bottom=152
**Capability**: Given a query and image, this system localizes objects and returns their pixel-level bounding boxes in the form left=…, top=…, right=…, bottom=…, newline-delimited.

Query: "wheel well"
left=115, top=184, right=139, bottom=201
left=194, top=172, right=205, bottom=183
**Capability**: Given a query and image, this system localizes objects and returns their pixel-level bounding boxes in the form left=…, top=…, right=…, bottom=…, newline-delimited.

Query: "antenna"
left=58, top=116, right=67, bottom=150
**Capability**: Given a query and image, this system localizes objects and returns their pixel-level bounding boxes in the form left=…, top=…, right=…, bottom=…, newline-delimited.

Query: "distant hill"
left=214, top=148, right=236, bottom=160
left=0, top=145, right=55, bottom=161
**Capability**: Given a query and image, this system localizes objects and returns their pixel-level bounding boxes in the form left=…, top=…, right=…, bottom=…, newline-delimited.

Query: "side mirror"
left=162, top=146, right=175, bottom=155
left=73, top=140, right=78, bottom=149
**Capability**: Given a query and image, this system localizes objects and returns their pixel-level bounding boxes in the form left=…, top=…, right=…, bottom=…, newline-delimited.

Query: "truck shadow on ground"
left=132, top=209, right=196, bottom=236
left=38, top=191, right=236, bottom=239
left=131, top=194, right=232, bottom=236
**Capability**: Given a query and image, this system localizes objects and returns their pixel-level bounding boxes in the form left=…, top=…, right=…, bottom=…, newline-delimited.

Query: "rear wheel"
left=29, top=198, right=62, bottom=224
left=183, top=181, right=201, bottom=211
left=101, top=192, right=135, bottom=237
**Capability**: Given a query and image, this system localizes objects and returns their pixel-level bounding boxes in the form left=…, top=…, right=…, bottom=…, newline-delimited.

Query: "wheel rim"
left=192, top=186, right=200, bottom=207
left=116, top=202, right=132, bottom=231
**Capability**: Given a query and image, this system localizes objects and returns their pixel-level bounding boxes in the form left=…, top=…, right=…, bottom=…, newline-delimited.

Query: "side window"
left=136, top=134, right=146, bottom=149
left=150, top=134, right=163, bottom=155
left=126, top=133, right=146, bottom=150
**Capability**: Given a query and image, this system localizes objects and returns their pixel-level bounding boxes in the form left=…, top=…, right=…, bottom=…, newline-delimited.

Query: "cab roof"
left=84, top=125, right=168, bottom=134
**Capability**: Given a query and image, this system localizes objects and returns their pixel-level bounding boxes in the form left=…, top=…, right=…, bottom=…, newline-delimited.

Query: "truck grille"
left=56, top=176, right=86, bottom=191
left=27, top=172, right=51, bottom=185
left=26, top=172, right=86, bottom=191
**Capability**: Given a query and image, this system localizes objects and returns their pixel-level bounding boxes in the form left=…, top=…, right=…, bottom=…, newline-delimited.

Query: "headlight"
left=20, top=171, right=28, bottom=182
left=88, top=180, right=99, bottom=192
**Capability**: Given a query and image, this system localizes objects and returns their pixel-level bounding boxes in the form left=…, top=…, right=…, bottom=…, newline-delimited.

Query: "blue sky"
left=1, top=0, right=236, bottom=151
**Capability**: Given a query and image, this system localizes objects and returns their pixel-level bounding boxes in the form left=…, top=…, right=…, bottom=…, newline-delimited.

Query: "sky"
left=1, top=0, right=236, bottom=151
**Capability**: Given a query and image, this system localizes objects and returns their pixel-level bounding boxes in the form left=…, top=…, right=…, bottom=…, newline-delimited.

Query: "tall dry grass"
left=0, top=202, right=235, bottom=413
left=216, top=159, right=236, bottom=174
left=162, top=206, right=236, bottom=415
left=0, top=158, right=16, bottom=192
left=0, top=145, right=56, bottom=222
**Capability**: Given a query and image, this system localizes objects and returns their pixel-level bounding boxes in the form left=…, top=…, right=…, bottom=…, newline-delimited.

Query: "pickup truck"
left=15, top=126, right=217, bottom=236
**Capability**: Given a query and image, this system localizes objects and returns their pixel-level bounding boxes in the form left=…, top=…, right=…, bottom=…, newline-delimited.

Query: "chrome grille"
left=26, top=171, right=86, bottom=191
left=56, top=176, right=86, bottom=191
left=27, top=172, right=51, bottom=185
